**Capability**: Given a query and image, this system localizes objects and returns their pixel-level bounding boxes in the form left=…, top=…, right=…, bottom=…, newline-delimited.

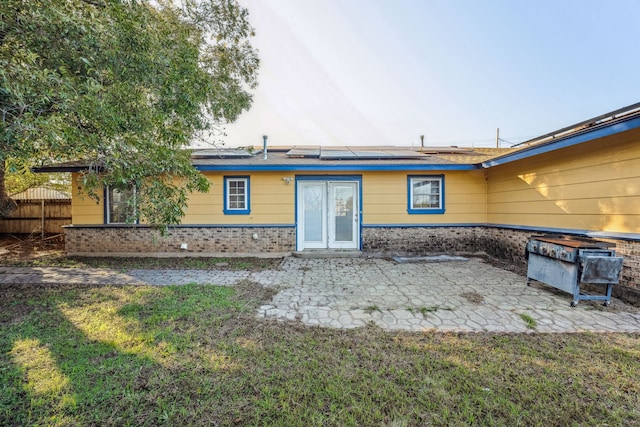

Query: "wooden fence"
left=0, top=199, right=72, bottom=235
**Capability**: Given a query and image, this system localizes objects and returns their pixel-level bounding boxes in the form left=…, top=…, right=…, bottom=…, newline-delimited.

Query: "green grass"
left=519, top=312, right=538, bottom=329
left=364, top=305, right=381, bottom=313
left=1, top=256, right=281, bottom=271
left=1, top=283, right=639, bottom=426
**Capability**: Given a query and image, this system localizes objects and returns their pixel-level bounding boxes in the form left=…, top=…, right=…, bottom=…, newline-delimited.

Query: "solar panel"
left=191, top=149, right=255, bottom=159
left=319, top=147, right=428, bottom=160
left=383, top=150, right=429, bottom=159
left=353, top=150, right=394, bottom=159
left=287, top=147, right=321, bottom=158
left=417, top=147, right=473, bottom=154
left=319, top=148, right=356, bottom=160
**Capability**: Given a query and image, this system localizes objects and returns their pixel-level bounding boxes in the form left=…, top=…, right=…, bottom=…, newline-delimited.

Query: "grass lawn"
left=1, top=255, right=281, bottom=271
left=1, top=280, right=639, bottom=426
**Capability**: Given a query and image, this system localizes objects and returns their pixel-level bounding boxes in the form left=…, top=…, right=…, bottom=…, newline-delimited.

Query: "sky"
left=221, top=0, right=640, bottom=148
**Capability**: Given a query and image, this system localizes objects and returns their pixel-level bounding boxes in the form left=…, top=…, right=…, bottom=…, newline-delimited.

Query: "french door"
left=297, top=180, right=360, bottom=250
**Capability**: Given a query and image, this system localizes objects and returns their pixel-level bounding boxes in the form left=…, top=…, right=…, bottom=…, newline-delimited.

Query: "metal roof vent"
left=263, top=135, right=268, bottom=160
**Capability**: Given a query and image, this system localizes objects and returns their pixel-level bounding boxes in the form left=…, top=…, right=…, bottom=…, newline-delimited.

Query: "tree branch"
left=79, top=0, right=106, bottom=8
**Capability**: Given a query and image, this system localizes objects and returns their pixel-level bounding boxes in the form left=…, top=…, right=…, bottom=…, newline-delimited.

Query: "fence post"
left=41, top=199, right=45, bottom=240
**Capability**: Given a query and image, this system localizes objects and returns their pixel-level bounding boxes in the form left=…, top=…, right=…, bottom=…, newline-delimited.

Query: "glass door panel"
left=328, top=182, right=358, bottom=249
left=300, top=182, right=327, bottom=249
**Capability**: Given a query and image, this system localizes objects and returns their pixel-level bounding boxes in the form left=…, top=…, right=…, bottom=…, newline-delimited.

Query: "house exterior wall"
left=71, top=171, right=297, bottom=225
left=64, top=162, right=640, bottom=301
left=486, top=127, right=640, bottom=234
left=71, top=173, right=104, bottom=224
left=362, top=170, right=486, bottom=225
left=70, top=169, right=487, bottom=226
left=184, top=171, right=295, bottom=225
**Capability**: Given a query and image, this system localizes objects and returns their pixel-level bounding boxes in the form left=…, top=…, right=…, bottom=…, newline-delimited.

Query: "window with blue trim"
left=408, top=175, right=444, bottom=214
left=224, top=176, right=250, bottom=214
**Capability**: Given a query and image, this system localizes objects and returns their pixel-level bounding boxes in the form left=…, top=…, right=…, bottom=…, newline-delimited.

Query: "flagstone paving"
left=1, top=257, right=639, bottom=333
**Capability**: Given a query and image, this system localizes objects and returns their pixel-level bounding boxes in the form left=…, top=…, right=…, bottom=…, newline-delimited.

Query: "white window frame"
left=407, top=175, right=445, bottom=214
left=224, top=176, right=250, bottom=215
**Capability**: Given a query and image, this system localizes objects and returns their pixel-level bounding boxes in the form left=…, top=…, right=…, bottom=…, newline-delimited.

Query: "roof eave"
left=32, top=165, right=94, bottom=173
left=482, top=113, right=640, bottom=168
left=194, top=163, right=481, bottom=172
left=33, top=162, right=481, bottom=173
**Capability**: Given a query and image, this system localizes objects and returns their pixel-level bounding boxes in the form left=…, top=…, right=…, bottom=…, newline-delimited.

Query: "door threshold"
left=293, top=250, right=362, bottom=259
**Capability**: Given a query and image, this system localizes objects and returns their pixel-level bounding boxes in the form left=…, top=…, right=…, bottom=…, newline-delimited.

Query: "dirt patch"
left=460, top=291, right=485, bottom=304
left=0, top=233, right=65, bottom=264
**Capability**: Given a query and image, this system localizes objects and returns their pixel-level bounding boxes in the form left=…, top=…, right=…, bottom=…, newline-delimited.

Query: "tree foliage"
left=0, top=0, right=259, bottom=227
left=5, top=168, right=71, bottom=197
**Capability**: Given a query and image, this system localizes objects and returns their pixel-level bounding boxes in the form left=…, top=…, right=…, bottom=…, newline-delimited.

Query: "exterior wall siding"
left=184, top=171, right=295, bottom=225
left=71, top=173, right=104, bottom=224
left=72, top=170, right=488, bottom=226
left=486, top=128, right=640, bottom=234
left=71, top=171, right=297, bottom=225
left=362, top=170, right=486, bottom=225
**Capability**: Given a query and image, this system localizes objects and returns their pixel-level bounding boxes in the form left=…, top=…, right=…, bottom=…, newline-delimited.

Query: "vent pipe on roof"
left=420, top=134, right=424, bottom=148
left=263, top=135, right=268, bottom=160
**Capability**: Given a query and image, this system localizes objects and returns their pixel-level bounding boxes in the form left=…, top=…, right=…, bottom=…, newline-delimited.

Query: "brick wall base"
left=362, top=226, right=485, bottom=255
left=64, top=226, right=295, bottom=257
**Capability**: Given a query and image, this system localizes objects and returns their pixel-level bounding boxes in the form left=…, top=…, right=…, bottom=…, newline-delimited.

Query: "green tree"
left=4, top=163, right=71, bottom=197
left=0, top=0, right=258, bottom=228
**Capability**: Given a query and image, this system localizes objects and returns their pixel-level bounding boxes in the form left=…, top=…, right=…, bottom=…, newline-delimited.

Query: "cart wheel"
left=570, top=301, right=578, bottom=308
left=603, top=301, right=611, bottom=307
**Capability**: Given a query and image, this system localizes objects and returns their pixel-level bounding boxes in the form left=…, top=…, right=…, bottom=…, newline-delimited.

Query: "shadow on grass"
left=0, top=283, right=249, bottom=426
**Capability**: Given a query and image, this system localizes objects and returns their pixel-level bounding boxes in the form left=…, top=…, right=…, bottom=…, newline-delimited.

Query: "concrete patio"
left=1, top=256, right=639, bottom=333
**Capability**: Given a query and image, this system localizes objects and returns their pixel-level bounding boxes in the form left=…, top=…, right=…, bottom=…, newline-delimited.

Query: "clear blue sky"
left=223, top=0, right=640, bottom=148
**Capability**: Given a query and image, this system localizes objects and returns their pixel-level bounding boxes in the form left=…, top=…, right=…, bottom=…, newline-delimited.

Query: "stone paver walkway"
left=0, top=266, right=147, bottom=285
left=1, top=257, right=639, bottom=333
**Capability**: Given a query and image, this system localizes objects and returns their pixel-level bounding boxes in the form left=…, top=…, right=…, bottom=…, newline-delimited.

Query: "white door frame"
left=296, top=176, right=361, bottom=251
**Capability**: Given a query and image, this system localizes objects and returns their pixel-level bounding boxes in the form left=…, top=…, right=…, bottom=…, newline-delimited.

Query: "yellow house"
left=62, top=146, right=502, bottom=254
left=37, top=103, right=640, bottom=294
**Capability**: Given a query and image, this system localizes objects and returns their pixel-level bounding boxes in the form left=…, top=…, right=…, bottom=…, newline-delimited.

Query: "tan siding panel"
left=365, top=212, right=486, bottom=225
left=489, top=196, right=640, bottom=215
left=489, top=213, right=640, bottom=232
left=181, top=172, right=294, bottom=225
left=362, top=170, right=487, bottom=224
left=182, top=214, right=293, bottom=224
left=487, top=133, right=640, bottom=233
left=489, top=181, right=640, bottom=204
left=70, top=173, right=104, bottom=224
left=367, top=199, right=485, bottom=215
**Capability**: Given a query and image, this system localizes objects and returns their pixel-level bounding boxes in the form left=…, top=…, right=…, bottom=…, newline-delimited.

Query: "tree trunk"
left=0, top=160, right=18, bottom=217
